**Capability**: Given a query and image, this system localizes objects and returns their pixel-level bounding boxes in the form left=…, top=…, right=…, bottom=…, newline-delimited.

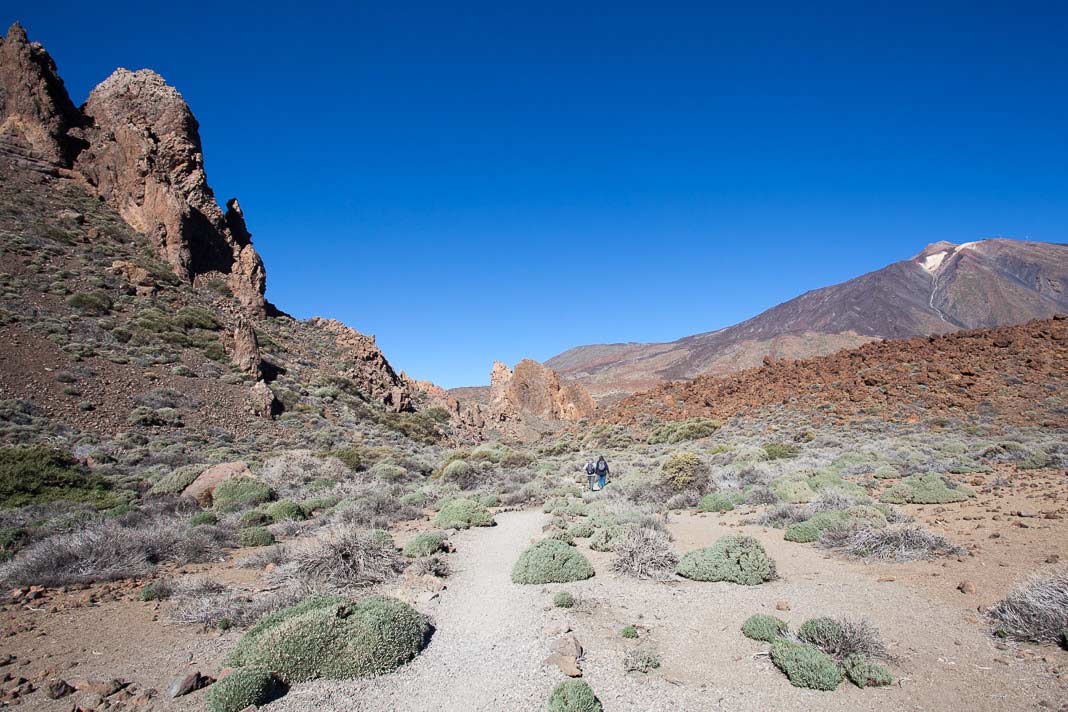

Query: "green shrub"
left=204, top=667, right=283, bottom=712
left=240, top=510, right=272, bottom=528
left=398, top=491, right=426, bottom=508
left=0, top=445, right=118, bottom=508
left=440, top=459, right=474, bottom=485
left=770, top=639, right=843, bottom=690
left=239, top=527, right=276, bottom=547
left=402, top=532, right=448, bottom=558
left=764, top=443, right=800, bottom=460
left=548, top=679, right=601, bottom=712
left=769, top=476, right=815, bottom=504
left=807, top=511, right=851, bottom=531
left=67, top=291, right=112, bottom=316
left=547, top=529, right=576, bottom=546
left=697, top=493, right=734, bottom=513
left=784, top=521, right=820, bottom=543
left=568, top=522, right=594, bottom=539
left=880, top=472, right=975, bottom=504
left=741, top=614, right=788, bottom=641
left=224, top=595, right=430, bottom=683
left=623, top=648, right=661, bottom=673
left=511, top=540, right=594, bottom=584
left=267, top=499, right=306, bottom=522
left=147, top=464, right=206, bottom=496
left=873, top=464, right=900, bottom=479
left=844, top=655, right=893, bottom=688
left=213, top=477, right=273, bottom=511
left=173, top=306, right=219, bottom=330
left=139, top=581, right=171, bottom=602
left=554, top=591, right=575, bottom=608
left=798, top=617, right=845, bottom=651
left=659, top=452, right=709, bottom=492
left=189, top=511, right=218, bottom=527
left=676, top=535, right=776, bottom=585
left=621, top=624, right=638, bottom=638
left=329, top=447, right=364, bottom=472
left=589, top=526, right=625, bottom=552
left=371, top=463, right=407, bottom=482
left=433, top=498, right=494, bottom=529
left=647, top=418, right=720, bottom=444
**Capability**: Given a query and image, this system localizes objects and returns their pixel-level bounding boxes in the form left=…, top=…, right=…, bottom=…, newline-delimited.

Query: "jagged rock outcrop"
left=488, top=359, right=595, bottom=423
left=248, top=380, right=279, bottom=419
left=0, top=23, right=82, bottom=165
left=0, top=24, right=267, bottom=314
left=310, top=318, right=415, bottom=413
left=232, top=318, right=262, bottom=378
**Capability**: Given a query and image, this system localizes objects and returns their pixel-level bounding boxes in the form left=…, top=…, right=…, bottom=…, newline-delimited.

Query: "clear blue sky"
left=9, top=2, right=1068, bottom=387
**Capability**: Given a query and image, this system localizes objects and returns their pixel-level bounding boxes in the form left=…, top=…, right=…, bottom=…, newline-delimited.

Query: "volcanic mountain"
left=548, top=239, right=1068, bottom=401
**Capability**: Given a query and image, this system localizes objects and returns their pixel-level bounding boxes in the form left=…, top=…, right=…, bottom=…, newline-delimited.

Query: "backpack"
left=585, top=462, right=595, bottom=474
left=596, top=460, right=607, bottom=473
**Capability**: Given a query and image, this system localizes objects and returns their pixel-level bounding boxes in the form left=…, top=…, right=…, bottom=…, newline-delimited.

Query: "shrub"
left=988, top=566, right=1068, bottom=644
left=819, top=524, right=965, bottom=561
left=798, top=617, right=844, bottom=650
left=784, top=521, right=820, bottom=543
left=224, top=595, right=430, bottom=683
left=741, top=614, right=788, bottom=642
left=139, top=579, right=174, bottom=601
left=371, top=463, right=407, bottom=482
left=676, top=536, right=776, bottom=585
left=798, top=616, right=888, bottom=661
left=769, top=476, right=814, bottom=504
left=213, top=478, right=273, bottom=511
left=239, top=527, right=275, bottom=548
left=190, top=512, right=218, bottom=527
left=611, top=526, right=678, bottom=580
left=266, top=500, right=306, bottom=523
left=204, top=667, right=284, bottom=712
left=147, top=464, right=207, bottom=496
left=880, top=472, right=975, bottom=505
left=621, top=624, right=638, bottom=638
left=511, top=540, right=594, bottom=584
left=554, top=591, right=575, bottom=608
left=433, top=498, right=494, bottom=529
left=402, top=532, right=449, bottom=558
left=873, top=464, right=900, bottom=479
left=769, top=639, right=843, bottom=691
left=440, top=459, right=475, bottom=487
left=647, top=418, right=720, bottom=444
left=292, top=526, right=403, bottom=588
left=844, top=655, right=893, bottom=688
left=623, top=648, right=661, bottom=673
left=568, top=522, right=594, bottom=539
left=547, top=679, right=601, bottom=712
left=548, top=529, right=576, bottom=546
left=67, top=291, right=112, bottom=316
left=697, top=493, right=734, bottom=513
left=589, top=526, right=623, bottom=552
left=239, top=510, right=272, bottom=528
left=764, top=443, right=800, bottom=460
left=658, top=452, right=709, bottom=493
left=0, top=446, right=118, bottom=508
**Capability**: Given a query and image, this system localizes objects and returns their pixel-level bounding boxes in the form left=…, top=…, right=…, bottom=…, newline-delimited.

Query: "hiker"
left=595, top=455, right=610, bottom=490
left=585, top=458, right=597, bottom=491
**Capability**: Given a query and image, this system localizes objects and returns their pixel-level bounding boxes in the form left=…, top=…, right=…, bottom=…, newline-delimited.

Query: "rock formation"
left=0, top=24, right=267, bottom=314
left=232, top=318, right=262, bottom=378
left=310, top=318, right=415, bottom=413
left=488, top=359, right=595, bottom=423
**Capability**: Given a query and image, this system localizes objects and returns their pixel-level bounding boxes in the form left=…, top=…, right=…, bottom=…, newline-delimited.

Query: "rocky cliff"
left=0, top=23, right=266, bottom=314
left=488, top=359, right=596, bottom=423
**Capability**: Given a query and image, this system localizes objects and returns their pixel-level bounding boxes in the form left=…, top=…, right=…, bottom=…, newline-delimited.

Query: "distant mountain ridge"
left=547, top=239, right=1068, bottom=401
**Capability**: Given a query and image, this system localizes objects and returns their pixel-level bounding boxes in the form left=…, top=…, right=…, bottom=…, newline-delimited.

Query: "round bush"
left=844, top=655, right=893, bottom=688
left=371, top=463, right=408, bottom=482
left=621, top=624, right=638, bottom=639
left=784, top=521, right=820, bottom=543
left=676, top=536, right=776, bottom=585
left=589, top=526, right=624, bottom=552
left=769, top=476, right=815, bottom=504
left=189, top=511, right=218, bottom=527
left=548, top=679, right=601, bottom=712
left=402, top=532, right=448, bottom=558
left=798, top=617, right=845, bottom=650
left=741, top=614, right=788, bottom=641
left=267, top=499, right=306, bottom=523
left=568, top=522, right=594, bottom=539
left=433, top=498, right=494, bottom=529
left=204, top=667, right=283, bottom=712
left=225, top=595, right=430, bottom=683
left=239, top=510, right=272, bottom=528
left=880, top=472, right=975, bottom=504
left=697, top=493, right=735, bottom=513
left=213, top=477, right=273, bottom=511
left=807, top=511, right=850, bottom=531
left=553, top=591, right=575, bottom=608
left=769, top=639, right=843, bottom=691
left=659, top=452, right=709, bottom=493
left=239, top=526, right=276, bottom=548
left=547, top=529, right=576, bottom=546
left=512, top=540, right=594, bottom=584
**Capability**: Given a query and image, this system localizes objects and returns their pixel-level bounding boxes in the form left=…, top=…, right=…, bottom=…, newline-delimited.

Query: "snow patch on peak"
left=921, top=251, right=949, bottom=273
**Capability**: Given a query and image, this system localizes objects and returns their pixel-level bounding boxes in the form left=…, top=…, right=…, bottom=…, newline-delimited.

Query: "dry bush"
left=988, top=566, right=1068, bottom=644
left=237, top=545, right=290, bottom=570
left=799, top=617, right=889, bottom=661
left=169, top=577, right=308, bottom=628
left=287, top=526, right=404, bottom=589
left=611, top=526, right=679, bottom=581
left=819, top=524, right=965, bottom=561
left=406, top=555, right=451, bottom=578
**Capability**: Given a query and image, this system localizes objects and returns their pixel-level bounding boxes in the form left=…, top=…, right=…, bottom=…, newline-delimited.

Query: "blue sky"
left=9, top=2, right=1068, bottom=387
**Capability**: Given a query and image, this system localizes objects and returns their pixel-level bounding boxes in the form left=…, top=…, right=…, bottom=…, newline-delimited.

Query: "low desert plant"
left=189, top=511, right=218, bottom=527
left=147, top=464, right=207, bottom=496
left=676, top=535, right=776, bottom=585
left=224, top=595, right=430, bottom=683
left=769, top=638, right=843, bottom=691
left=240, top=510, right=272, bottom=528
left=568, top=522, right=594, bottom=539
left=658, top=452, right=709, bottom=493
left=621, top=624, right=638, bottom=638
left=623, top=648, right=661, bottom=673
left=0, top=445, right=118, bottom=508
left=548, top=679, right=601, bottom=712
left=784, top=521, right=820, bottom=543
left=588, top=526, right=624, bottom=552
left=554, top=591, right=575, bottom=608
left=741, top=614, right=788, bottom=642
left=697, top=492, right=734, bottom=513
left=204, top=667, right=284, bottom=712
left=402, top=532, right=449, bottom=558
left=213, top=477, right=273, bottom=511
left=290, top=526, right=403, bottom=588
left=798, top=616, right=888, bottom=662
left=511, top=539, right=594, bottom=584
left=266, top=500, right=306, bottom=523
left=988, top=566, right=1068, bottom=644
left=647, top=418, right=720, bottom=444
left=819, top=524, right=965, bottom=561
left=611, top=526, right=678, bottom=580
left=764, top=443, right=800, bottom=460
left=843, top=655, right=893, bottom=688
left=239, top=527, right=276, bottom=548
left=879, top=472, right=975, bottom=504
left=433, top=498, right=494, bottom=529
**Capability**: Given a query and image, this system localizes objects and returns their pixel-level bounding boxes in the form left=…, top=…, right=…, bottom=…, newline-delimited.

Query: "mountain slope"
left=548, top=239, right=1068, bottom=400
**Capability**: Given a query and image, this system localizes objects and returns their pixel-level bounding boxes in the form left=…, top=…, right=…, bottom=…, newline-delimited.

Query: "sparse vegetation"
left=988, top=566, right=1068, bottom=644
left=819, top=524, right=965, bottom=561
left=548, top=679, right=601, bottom=712
left=623, top=648, right=661, bottom=673
left=554, top=591, right=575, bottom=608
left=611, top=526, right=678, bottom=580
left=880, top=472, right=975, bottom=504
left=511, top=539, right=594, bottom=584
left=0, top=446, right=119, bottom=508
left=742, top=614, right=788, bottom=642
left=769, top=638, right=843, bottom=690
left=402, top=531, right=449, bottom=558
left=676, top=535, right=776, bottom=585
left=204, top=666, right=284, bottom=712
left=433, top=498, right=494, bottom=529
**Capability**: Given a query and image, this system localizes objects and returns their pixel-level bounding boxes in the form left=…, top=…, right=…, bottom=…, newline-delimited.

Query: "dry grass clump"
left=818, top=524, right=965, bottom=561
left=287, top=526, right=404, bottom=589
left=169, top=577, right=308, bottom=629
left=237, top=545, right=290, bottom=569
left=988, top=566, right=1068, bottom=644
left=798, top=616, right=889, bottom=662
left=611, top=526, right=678, bottom=581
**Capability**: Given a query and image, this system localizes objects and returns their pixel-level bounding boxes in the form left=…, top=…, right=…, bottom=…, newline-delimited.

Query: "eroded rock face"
left=232, top=318, right=262, bottom=378
left=488, top=359, right=595, bottom=422
left=0, top=25, right=268, bottom=314
left=0, top=23, right=82, bottom=164
left=310, top=318, right=415, bottom=412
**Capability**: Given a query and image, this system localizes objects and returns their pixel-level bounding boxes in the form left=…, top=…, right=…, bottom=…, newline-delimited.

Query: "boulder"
left=181, top=461, right=252, bottom=506
left=248, top=381, right=278, bottom=419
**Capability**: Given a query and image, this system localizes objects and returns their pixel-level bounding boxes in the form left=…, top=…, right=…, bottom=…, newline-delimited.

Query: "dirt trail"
left=265, top=510, right=559, bottom=712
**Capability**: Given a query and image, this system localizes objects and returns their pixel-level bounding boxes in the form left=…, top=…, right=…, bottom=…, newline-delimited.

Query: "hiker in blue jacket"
left=595, top=455, right=610, bottom=490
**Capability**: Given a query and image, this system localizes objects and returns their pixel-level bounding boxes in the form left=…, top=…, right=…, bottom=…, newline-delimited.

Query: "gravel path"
left=264, top=510, right=560, bottom=712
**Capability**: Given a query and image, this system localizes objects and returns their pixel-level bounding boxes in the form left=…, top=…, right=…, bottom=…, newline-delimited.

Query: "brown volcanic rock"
left=232, top=318, right=262, bottom=378
left=0, top=23, right=82, bottom=164
left=607, top=317, right=1068, bottom=428
left=488, top=359, right=595, bottom=422
left=310, top=317, right=414, bottom=412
